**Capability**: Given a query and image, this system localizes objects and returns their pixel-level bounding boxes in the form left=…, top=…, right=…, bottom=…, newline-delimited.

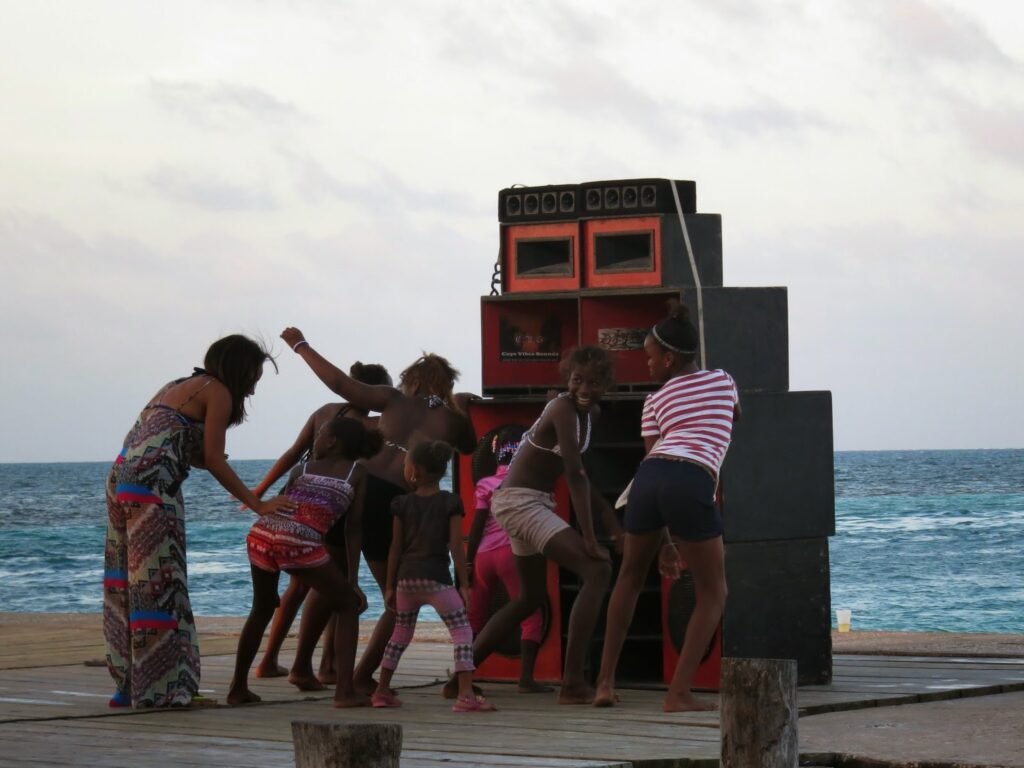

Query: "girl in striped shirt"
left=594, top=302, right=740, bottom=712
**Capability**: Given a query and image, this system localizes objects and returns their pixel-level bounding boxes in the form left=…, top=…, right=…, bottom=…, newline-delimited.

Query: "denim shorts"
left=624, top=457, right=722, bottom=542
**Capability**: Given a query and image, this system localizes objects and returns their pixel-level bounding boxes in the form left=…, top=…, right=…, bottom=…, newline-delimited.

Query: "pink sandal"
left=452, top=695, right=497, bottom=712
left=371, top=689, right=402, bottom=708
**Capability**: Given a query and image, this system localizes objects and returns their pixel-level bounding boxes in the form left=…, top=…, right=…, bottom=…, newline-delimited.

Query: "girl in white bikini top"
left=517, top=392, right=593, bottom=460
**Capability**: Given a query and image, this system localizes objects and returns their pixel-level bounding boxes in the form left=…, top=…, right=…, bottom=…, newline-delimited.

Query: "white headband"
left=651, top=325, right=697, bottom=356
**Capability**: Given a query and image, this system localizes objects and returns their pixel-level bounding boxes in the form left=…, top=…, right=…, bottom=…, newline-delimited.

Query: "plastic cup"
left=836, top=608, right=852, bottom=632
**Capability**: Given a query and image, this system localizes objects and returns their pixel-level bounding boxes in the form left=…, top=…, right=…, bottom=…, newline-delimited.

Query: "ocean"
left=0, top=450, right=1021, bottom=633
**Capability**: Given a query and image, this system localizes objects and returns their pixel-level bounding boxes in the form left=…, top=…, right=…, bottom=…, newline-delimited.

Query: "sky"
left=2, top=0, right=1022, bottom=462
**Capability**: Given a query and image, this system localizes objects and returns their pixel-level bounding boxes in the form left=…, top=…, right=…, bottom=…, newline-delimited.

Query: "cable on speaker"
left=489, top=250, right=502, bottom=295
left=670, top=180, right=706, bottom=369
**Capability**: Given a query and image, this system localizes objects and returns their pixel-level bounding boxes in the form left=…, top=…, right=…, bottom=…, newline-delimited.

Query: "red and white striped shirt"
left=641, top=369, right=739, bottom=479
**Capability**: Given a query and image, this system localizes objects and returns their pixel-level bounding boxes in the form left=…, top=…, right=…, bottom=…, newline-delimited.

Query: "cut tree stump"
left=720, top=657, right=798, bottom=768
left=292, top=720, right=402, bottom=768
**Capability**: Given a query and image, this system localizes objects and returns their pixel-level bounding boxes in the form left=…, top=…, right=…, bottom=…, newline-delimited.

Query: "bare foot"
left=317, top=671, right=338, bottom=685
left=558, top=683, right=595, bottom=705
left=333, top=693, right=371, bottom=708
left=353, top=677, right=378, bottom=696
left=288, top=672, right=326, bottom=692
left=255, top=661, right=288, bottom=679
left=226, top=689, right=262, bottom=706
left=592, top=684, right=618, bottom=707
left=663, top=693, right=717, bottom=712
left=518, top=680, right=555, bottom=694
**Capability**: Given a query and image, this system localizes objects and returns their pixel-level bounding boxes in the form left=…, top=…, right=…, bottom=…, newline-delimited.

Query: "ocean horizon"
left=1, top=448, right=1021, bottom=634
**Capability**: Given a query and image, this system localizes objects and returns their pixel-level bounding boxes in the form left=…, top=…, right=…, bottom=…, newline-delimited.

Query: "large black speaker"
left=580, top=178, right=696, bottom=217
left=676, top=286, right=789, bottom=392
left=723, top=537, right=832, bottom=684
left=499, top=184, right=581, bottom=223
left=720, top=390, right=835, bottom=543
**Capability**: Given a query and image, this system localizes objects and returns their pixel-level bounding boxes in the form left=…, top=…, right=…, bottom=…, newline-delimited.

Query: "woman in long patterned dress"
left=104, top=335, right=294, bottom=709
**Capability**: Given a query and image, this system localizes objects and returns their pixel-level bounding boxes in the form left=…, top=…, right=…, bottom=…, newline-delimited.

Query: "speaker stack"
left=459, top=178, right=835, bottom=687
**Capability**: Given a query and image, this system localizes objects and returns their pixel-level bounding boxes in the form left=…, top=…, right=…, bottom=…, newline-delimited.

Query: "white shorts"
left=490, top=486, right=569, bottom=557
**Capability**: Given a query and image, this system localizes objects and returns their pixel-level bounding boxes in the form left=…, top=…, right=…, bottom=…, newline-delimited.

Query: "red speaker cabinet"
left=455, top=399, right=570, bottom=683
left=661, top=569, right=723, bottom=691
left=582, top=214, right=723, bottom=290
left=579, top=288, right=677, bottom=388
left=502, top=222, right=581, bottom=293
left=583, top=216, right=664, bottom=289
left=481, top=294, right=579, bottom=395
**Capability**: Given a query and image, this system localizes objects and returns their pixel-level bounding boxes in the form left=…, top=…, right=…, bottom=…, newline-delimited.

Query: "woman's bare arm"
left=252, top=411, right=317, bottom=500
left=200, top=382, right=295, bottom=516
left=281, top=328, right=397, bottom=413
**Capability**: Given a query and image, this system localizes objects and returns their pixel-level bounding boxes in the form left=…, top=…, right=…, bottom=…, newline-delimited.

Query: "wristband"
left=292, top=340, right=309, bottom=353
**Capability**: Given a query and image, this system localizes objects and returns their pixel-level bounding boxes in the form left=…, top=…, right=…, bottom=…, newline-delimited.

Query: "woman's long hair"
left=203, top=335, right=276, bottom=426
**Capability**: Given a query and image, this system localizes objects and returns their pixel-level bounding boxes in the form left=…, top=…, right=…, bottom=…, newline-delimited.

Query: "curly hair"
left=409, top=439, right=454, bottom=479
left=558, top=345, right=615, bottom=389
left=350, top=361, right=392, bottom=387
left=399, top=353, right=460, bottom=400
left=650, top=299, right=698, bottom=362
left=328, top=417, right=385, bottom=460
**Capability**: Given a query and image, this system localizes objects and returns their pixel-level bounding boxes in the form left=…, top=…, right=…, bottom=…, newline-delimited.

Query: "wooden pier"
left=1, top=614, right=1022, bottom=767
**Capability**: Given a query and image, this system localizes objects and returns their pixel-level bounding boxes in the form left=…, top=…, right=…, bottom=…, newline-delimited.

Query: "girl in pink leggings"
left=467, top=426, right=551, bottom=693
left=373, top=441, right=495, bottom=712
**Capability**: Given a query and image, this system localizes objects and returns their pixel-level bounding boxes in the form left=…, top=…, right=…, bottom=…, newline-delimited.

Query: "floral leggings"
left=382, top=578, right=475, bottom=673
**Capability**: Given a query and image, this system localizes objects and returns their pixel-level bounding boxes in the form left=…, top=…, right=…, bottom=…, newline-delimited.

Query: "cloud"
left=149, top=79, right=305, bottom=131
left=145, top=166, right=278, bottom=211
left=699, top=97, right=834, bottom=142
left=281, top=150, right=484, bottom=217
left=862, top=0, right=1011, bottom=65
left=955, top=104, right=1024, bottom=169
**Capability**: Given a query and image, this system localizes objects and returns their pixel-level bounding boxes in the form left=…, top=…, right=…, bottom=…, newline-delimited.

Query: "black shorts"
left=624, top=457, right=722, bottom=542
left=343, top=474, right=406, bottom=562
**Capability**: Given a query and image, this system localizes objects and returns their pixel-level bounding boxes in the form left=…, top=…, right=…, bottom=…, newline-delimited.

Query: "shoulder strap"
left=344, top=460, right=359, bottom=482
left=175, top=376, right=213, bottom=411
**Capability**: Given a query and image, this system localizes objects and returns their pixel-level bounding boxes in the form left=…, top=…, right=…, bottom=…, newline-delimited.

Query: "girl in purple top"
left=466, top=425, right=551, bottom=693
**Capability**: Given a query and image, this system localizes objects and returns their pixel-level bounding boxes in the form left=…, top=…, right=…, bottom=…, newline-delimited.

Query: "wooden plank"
left=2, top=613, right=1024, bottom=768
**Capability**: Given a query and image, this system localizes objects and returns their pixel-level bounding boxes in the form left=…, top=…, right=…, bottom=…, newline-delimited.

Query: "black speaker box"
left=677, top=286, right=788, bottom=392
left=720, top=390, right=835, bottom=543
left=723, top=537, right=832, bottom=685
left=580, top=213, right=723, bottom=291
left=580, top=178, right=697, bottom=217
left=499, top=184, right=581, bottom=223
left=577, top=286, right=787, bottom=392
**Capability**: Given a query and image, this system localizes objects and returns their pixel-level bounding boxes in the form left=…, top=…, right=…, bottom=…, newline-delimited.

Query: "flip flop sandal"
left=452, top=695, right=497, bottom=713
left=371, top=690, right=402, bottom=708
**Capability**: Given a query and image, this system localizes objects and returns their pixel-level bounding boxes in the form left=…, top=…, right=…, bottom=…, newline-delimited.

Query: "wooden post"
left=292, top=721, right=402, bottom=768
left=720, top=657, right=798, bottom=768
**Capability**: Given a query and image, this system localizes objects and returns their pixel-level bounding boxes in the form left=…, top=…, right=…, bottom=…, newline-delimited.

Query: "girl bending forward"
left=594, top=302, right=740, bottom=712
left=228, top=416, right=382, bottom=707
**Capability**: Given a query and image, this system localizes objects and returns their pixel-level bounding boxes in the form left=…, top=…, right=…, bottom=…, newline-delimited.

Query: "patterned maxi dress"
left=103, top=381, right=206, bottom=708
